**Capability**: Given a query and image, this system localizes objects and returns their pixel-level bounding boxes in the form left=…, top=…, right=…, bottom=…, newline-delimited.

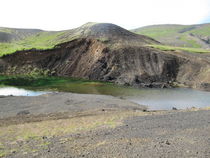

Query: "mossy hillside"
left=188, top=24, right=210, bottom=36
left=0, top=31, right=66, bottom=57
left=179, top=35, right=201, bottom=48
left=133, top=25, right=186, bottom=38
left=149, top=44, right=210, bottom=54
left=0, top=24, right=97, bottom=56
left=133, top=23, right=210, bottom=49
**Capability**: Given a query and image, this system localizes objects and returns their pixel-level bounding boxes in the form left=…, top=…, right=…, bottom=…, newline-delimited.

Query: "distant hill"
left=0, top=23, right=158, bottom=56
left=132, top=23, right=210, bottom=49
left=0, top=27, right=42, bottom=42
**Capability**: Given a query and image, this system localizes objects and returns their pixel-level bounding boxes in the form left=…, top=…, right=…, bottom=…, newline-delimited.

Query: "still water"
left=0, top=87, right=47, bottom=96
left=1, top=76, right=210, bottom=110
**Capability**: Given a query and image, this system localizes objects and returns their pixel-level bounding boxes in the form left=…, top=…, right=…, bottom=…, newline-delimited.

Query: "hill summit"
left=57, top=22, right=159, bottom=46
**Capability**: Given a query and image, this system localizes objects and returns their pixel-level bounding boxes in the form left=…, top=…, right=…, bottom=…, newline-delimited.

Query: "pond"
left=1, top=76, right=210, bottom=110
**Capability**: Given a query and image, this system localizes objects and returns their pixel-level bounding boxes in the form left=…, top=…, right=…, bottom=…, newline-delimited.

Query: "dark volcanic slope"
left=76, top=23, right=157, bottom=42
left=0, top=23, right=210, bottom=90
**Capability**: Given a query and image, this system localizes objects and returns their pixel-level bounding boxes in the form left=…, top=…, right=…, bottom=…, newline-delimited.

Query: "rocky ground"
left=0, top=92, right=210, bottom=157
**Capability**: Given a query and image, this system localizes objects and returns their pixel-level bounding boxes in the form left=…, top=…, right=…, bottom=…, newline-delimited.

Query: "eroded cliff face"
left=0, top=38, right=210, bottom=90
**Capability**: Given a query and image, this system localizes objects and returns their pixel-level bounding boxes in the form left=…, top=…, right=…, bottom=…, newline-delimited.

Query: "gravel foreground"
left=0, top=92, right=210, bottom=158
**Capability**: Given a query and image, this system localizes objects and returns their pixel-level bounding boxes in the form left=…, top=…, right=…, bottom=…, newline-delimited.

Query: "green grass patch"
left=0, top=31, right=68, bottom=57
left=0, top=150, right=7, bottom=158
left=0, top=28, right=13, bottom=33
left=188, top=24, right=210, bottom=36
left=133, top=25, right=186, bottom=38
left=149, top=44, right=210, bottom=53
left=179, top=35, right=201, bottom=48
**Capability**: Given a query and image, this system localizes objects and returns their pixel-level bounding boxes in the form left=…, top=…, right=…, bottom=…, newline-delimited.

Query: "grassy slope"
left=0, top=31, right=67, bottom=56
left=133, top=25, right=186, bottom=38
left=132, top=23, right=210, bottom=49
left=0, top=24, right=93, bottom=56
left=149, top=44, right=210, bottom=54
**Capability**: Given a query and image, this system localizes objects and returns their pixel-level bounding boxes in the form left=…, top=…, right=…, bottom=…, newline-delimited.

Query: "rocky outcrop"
left=1, top=37, right=210, bottom=91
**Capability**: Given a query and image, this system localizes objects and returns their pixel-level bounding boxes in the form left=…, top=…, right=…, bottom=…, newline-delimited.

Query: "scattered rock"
left=172, top=107, right=177, bottom=110
left=17, top=110, right=30, bottom=116
left=165, top=140, right=170, bottom=145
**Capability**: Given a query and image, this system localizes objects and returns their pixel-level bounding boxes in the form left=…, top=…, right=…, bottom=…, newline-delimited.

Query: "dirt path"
left=0, top=93, right=210, bottom=158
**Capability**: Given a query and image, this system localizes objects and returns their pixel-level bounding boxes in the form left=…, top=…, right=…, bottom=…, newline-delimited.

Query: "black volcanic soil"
left=0, top=93, right=210, bottom=158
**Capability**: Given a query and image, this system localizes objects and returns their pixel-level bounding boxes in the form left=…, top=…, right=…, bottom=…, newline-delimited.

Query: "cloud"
left=0, top=0, right=210, bottom=30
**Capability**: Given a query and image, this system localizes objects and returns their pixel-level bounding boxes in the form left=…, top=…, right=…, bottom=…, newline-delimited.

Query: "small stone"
left=166, top=140, right=170, bottom=145
left=17, top=110, right=30, bottom=116
left=12, top=150, right=16, bottom=154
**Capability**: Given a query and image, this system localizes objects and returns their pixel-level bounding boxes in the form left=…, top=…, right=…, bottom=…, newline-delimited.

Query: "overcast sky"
left=1, top=0, right=210, bottom=30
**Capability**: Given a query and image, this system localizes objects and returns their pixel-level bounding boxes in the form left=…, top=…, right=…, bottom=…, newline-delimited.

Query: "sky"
left=1, top=0, right=210, bottom=30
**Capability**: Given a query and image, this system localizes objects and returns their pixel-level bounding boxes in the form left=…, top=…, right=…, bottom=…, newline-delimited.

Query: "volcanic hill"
left=0, top=23, right=210, bottom=90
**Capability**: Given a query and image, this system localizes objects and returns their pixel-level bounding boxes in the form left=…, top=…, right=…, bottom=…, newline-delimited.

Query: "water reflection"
left=126, top=88, right=210, bottom=110
left=0, top=87, right=47, bottom=96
